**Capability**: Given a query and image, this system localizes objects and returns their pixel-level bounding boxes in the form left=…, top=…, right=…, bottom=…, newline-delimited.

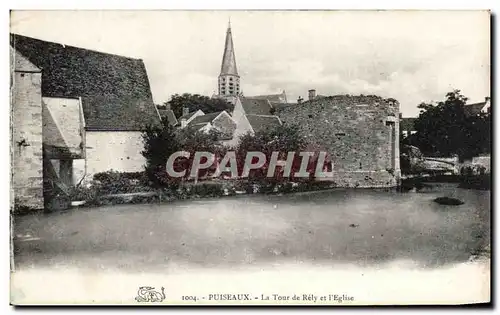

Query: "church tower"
left=218, top=20, right=240, bottom=97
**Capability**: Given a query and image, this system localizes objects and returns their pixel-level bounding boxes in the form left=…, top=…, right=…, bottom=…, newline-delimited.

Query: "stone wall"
left=277, top=95, right=401, bottom=187
left=11, top=50, right=44, bottom=210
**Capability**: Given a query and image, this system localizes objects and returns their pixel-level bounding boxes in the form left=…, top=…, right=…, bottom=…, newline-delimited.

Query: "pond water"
left=13, top=183, right=490, bottom=272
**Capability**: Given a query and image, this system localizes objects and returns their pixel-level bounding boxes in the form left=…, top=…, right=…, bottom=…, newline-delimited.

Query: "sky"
left=10, top=10, right=490, bottom=117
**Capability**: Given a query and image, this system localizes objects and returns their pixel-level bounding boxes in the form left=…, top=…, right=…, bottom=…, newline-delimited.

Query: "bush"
left=94, top=171, right=145, bottom=182
left=460, top=164, right=487, bottom=176
left=458, top=173, right=490, bottom=190
left=67, top=184, right=101, bottom=206
left=189, top=182, right=224, bottom=198
left=92, top=171, right=152, bottom=194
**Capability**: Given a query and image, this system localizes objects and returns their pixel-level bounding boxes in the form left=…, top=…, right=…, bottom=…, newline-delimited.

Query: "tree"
left=141, top=117, right=181, bottom=188
left=409, top=90, right=491, bottom=160
left=142, top=114, right=225, bottom=187
left=233, top=124, right=312, bottom=183
left=176, top=128, right=225, bottom=180
left=165, top=93, right=234, bottom=118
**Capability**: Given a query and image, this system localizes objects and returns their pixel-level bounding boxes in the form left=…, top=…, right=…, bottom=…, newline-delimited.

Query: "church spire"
left=218, top=20, right=240, bottom=97
left=220, top=19, right=238, bottom=76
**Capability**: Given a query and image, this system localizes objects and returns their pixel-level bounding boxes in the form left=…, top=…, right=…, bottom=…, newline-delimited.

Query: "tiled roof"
left=248, top=91, right=287, bottom=104
left=241, top=98, right=273, bottom=115
left=212, top=112, right=237, bottom=139
left=178, top=111, right=198, bottom=121
left=189, top=111, right=222, bottom=125
left=158, top=109, right=178, bottom=126
left=272, top=102, right=293, bottom=110
left=10, top=33, right=160, bottom=131
left=464, top=102, right=487, bottom=117
left=246, top=115, right=282, bottom=133
left=184, top=123, right=208, bottom=133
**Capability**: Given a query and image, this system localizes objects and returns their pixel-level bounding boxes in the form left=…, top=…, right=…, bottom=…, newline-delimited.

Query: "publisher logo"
left=135, top=286, right=166, bottom=302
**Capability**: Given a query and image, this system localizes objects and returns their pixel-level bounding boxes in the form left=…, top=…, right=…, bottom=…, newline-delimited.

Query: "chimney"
left=297, top=96, right=303, bottom=104
left=180, top=118, right=187, bottom=128
left=308, top=89, right=316, bottom=101
left=485, top=96, right=491, bottom=103
left=182, top=106, right=189, bottom=116
left=166, top=103, right=171, bottom=110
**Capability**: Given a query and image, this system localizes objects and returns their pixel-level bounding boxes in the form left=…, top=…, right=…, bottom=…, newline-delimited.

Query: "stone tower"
left=218, top=20, right=240, bottom=98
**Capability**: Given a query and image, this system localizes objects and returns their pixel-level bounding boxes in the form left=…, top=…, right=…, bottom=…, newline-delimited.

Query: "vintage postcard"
left=9, top=10, right=490, bottom=305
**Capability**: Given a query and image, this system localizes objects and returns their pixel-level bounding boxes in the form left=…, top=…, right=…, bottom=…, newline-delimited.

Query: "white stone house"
left=11, top=33, right=161, bottom=190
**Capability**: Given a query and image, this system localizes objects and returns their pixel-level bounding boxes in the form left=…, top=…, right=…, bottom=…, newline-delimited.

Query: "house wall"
left=231, top=97, right=245, bottom=125
left=223, top=97, right=253, bottom=147
left=42, top=97, right=84, bottom=158
left=227, top=116, right=253, bottom=147
left=278, top=95, right=401, bottom=187
left=82, top=131, right=145, bottom=177
left=10, top=49, right=44, bottom=210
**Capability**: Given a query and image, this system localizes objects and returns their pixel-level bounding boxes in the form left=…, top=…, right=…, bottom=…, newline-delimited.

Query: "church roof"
left=220, top=22, right=238, bottom=76
left=241, top=97, right=274, bottom=115
left=246, top=115, right=282, bottom=133
left=10, top=33, right=160, bottom=131
left=247, top=91, right=287, bottom=104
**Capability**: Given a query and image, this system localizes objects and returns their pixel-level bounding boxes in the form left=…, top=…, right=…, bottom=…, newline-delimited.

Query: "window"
left=229, top=77, right=233, bottom=81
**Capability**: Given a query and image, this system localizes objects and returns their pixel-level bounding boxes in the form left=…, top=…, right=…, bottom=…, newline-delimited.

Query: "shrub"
left=189, top=182, right=224, bottom=197
left=92, top=171, right=152, bottom=194
left=68, top=184, right=101, bottom=205
left=141, top=118, right=182, bottom=188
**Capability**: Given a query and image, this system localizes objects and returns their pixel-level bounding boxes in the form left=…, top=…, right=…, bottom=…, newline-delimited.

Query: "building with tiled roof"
left=245, top=115, right=282, bottom=133
left=180, top=111, right=237, bottom=142
left=464, top=97, right=490, bottom=117
left=11, top=34, right=160, bottom=131
left=178, top=108, right=205, bottom=128
left=228, top=97, right=283, bottom=146
left=247, top=91, right=288, bottom=104
left=10, top=33, right=160, bottom=209
left=158, top=108, right=178, bottom=126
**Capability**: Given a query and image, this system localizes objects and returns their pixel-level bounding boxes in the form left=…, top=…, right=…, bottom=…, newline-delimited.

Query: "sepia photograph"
left=9, top=9, right=491, bottom=305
